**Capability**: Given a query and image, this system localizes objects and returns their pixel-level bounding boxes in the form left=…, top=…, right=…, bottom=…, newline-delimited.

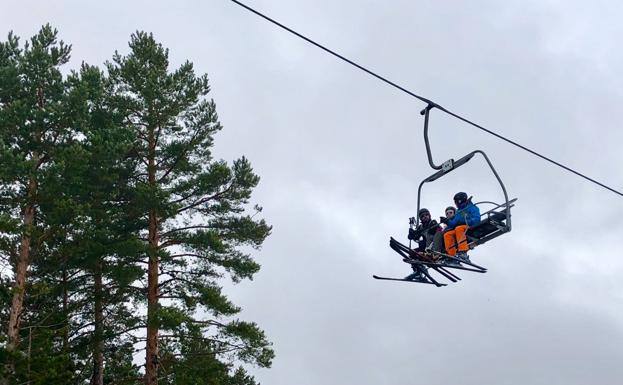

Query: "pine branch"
left=168, top=188, right=199, bottom=205
left=156, top=127, right=202, bottom=183
left=159, top=238, right=182, bottom=248
left=160, top=269, right=210, bottom=278
left=67, top=321, right=97, bottom=339
left=176, top=183, right=235, bottom=214
left=168, top=253, right=203, bottom=259
left=130, top=144, right=150, bottom=168
left=160, top=225, right=212, bottom=238
left=189, top=319, right=224, bottom=327
left=157, top=276, right=198, bottom=290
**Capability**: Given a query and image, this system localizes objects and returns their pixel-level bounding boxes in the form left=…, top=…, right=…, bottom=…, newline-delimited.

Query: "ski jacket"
left=446, top=202, right=481, bottom=230
left=413, top=220, right=442, bottom=247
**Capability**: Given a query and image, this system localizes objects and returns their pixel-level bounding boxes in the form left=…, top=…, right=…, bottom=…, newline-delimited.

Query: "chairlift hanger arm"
left=415, top=105, right=511, bottom=231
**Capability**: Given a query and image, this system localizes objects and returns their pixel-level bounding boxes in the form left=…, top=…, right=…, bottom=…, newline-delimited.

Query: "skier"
left=442, top=206, right=456, bottom=226
left=441, top=192, right=480, bottom=261
left=408, top=208, right=442, bottom=252
left=407, top=208, right=443, bottom=281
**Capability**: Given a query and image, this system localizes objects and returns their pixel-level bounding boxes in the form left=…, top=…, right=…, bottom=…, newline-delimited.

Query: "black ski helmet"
left=418, top=208, right=430, bottom=217
left=445, top=206, right=456, bottom=214
left=453, top=192, right=468, bottom=205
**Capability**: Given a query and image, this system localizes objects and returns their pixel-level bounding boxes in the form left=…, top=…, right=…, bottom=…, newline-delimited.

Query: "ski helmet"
left=453, top=192, right=468, bottom=205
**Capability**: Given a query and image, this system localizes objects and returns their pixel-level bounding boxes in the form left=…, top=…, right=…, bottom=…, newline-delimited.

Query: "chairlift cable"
left=230, top=0, right=623, bottom=198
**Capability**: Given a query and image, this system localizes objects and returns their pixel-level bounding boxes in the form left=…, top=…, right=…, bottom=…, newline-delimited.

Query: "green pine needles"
left=0, top=26, right=273, bottom=385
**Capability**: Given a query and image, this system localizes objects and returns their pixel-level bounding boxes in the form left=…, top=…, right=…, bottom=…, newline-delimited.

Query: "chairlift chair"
left=374, top=104, right=517, bottom=286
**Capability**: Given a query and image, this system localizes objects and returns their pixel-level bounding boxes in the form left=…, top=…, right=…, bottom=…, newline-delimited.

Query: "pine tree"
left=0, top=27, right=274, bottom=385
left=0, top=25, right=73, bottom=378
left=0, top=29, right=141, bottom=384
left=43, top=63, right=144, bottom=385
left=107, top=32, right=273, bottom=385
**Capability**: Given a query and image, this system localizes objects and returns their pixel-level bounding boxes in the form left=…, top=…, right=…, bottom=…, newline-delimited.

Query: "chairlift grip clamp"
left=420, top=103, right=436, bottom=116
left=442, top=159, right=454, bottom=172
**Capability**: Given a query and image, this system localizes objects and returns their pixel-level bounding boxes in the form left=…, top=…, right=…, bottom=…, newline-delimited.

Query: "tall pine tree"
left=1, top=27, right=274, bottom=385
left=44, top=63, right=144, bottom=385
left=107, top=32, right=273, bottom=385
left=0, top=25, right=73, bottom=377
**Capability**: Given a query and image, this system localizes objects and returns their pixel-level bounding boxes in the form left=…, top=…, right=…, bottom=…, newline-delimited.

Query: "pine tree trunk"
left=7, top=93, right=43, bottom=352
left=7, top=176, right=37, bottom=350
left=91, top=262, right=104, bottom=385
left=145, top=131, right=159, bottom=385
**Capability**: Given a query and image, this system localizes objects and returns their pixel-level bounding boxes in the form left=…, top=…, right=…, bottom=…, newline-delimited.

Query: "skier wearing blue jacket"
left=441, top=192, right=481, bottom=261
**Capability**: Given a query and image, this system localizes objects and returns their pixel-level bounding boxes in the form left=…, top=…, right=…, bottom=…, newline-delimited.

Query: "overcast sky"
left=4, top=1, right=623, bottom=384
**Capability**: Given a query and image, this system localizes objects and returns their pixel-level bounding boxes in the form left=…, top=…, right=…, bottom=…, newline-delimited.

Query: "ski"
left=372, top=275, right=446, bottom=286
left=402, top=256, right=486, bottom=273
left=390, top=237, right=487, bottom=272
left=438, top=266, right=461, bottom=281
left=425, top=250, right=488, bottom=271
left=382, top=236, right=490, bottom=286
left=390, top=238, right=485, bottom=273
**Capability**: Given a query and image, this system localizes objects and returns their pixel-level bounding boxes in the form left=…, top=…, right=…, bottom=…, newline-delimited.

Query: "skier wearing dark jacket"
left=408, top=208, right=443, bottom=252
left=406, top=208, right=444, bottom=282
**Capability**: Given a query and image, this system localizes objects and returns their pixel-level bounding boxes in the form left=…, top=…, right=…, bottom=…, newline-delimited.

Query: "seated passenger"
left=442, top=192, right=480, bottom=261
left=407, top=208, right=442, bottom=281
left=436, top=205, right=456, bottom=255
left=443, top=206, right=456, bottom=226
left=408, top=208, right=442, bottom=253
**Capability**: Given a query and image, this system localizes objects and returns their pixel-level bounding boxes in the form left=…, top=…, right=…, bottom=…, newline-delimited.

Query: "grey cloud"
left=5, top=0, right=623, bottom=384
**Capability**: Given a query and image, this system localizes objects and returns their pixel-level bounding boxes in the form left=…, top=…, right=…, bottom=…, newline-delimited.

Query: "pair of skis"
left=373, top=237, right=487, bottom=287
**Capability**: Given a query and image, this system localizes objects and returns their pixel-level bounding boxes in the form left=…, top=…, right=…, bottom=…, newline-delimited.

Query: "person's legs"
left=417, top=239, right=426, bottom=252
left=431, top=232, right=444, bottom=253
left=443, top=230, right=457, bottom=256
left=406, top=264, right=427, bottom=281
left=455, top=225, right=469, bottom=252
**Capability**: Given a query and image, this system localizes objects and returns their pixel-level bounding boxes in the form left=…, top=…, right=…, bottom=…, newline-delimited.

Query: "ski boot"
left=406, top=265, right=428, bottom=282
left=456, top=251, right=470, bottom=263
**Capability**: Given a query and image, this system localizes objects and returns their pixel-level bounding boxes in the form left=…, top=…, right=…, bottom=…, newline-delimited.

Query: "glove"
left=408, top=229, right=422, bottom=241
left=439, top=216, right=448, bottom=224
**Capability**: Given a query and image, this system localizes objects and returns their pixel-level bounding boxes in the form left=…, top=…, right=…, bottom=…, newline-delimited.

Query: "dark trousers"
left=417, top=233, right=444, bottom=253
